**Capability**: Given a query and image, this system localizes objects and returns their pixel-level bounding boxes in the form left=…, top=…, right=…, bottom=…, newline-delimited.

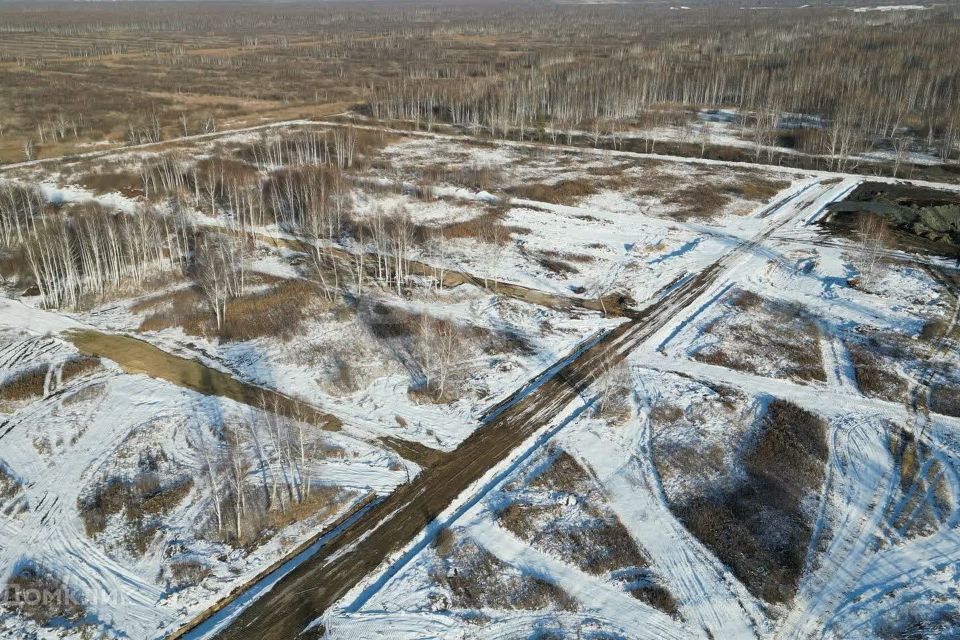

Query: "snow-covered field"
left=1, top=122, right=959, bottom=639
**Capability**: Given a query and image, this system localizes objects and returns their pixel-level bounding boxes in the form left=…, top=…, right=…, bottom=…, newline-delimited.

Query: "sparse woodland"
left=0, top=1, right=957, bottom=176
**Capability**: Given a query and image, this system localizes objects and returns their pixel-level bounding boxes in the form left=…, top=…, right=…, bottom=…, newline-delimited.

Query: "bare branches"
left=194, top=232, right=243, bottom=331
left=17, top=200, right=190, bottom=309
left=855, top=213, right=889, bottom=290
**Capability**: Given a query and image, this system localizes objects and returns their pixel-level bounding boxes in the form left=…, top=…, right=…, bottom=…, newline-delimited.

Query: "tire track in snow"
left=204, top=176, right=831, bottom=640
left=818, top=425, right=960, bottom=637
left=0, top=374, right=177, bottom=637
left=817, top=321, right=858, bottom=392
left=777, top=418, right=898, bottom=640
left=567, top=409, right=766, bottom=640
left=463, top=514, right=697, bottom=640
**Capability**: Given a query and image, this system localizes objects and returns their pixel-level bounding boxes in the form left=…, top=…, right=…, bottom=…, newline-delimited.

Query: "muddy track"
left=206, top=223, right=764, bottom=639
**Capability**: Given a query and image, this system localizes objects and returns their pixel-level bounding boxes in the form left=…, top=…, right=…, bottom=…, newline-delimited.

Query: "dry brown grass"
left=694, top=291, right=825, bottom=383
left=629, top=582, right=680, bottom=618
left=135, top=286, right=206, bottom=333
left=138, top=280, right=324, bottom=342
left=436, top=207, right=530, bottom=245
left=0, top=463, right=21, bottom=500
left=847, top=342, right=910, bottom=403
left=2, top=563, right=87, bottom=626
left=650, top=403, right=684, bottom=425
left=656, top=174, right=789, bottom=220
left=61, top=356, right=101, bottom=382
left=79, top=471, right=194, bottom=555
left=261, top=486, right=346, bottom=531
left=662, top=184, right=731, bottom=220
left=78, top=169, right=143, bottom=198
left=728, top=175, right=791, bottom=202
left=535, top=252, right=579, bottom=276
left=209, top=484, right=352, bottom=549
left=507, top=178, right=597, bottom=205
left=676, top=399, right=827, bottom=605
left=219, top=280, right=324, bottom=342
left=0, top=365, right=48, bottom=403
left=529, top=450, right=591, bottom=493
left=656, top=442, right=726, bottom=489
left=930, top=384, right=960, bottom=417
left=533, top=249, right=594, bottom=276
left=433, top=527, right=456, bottom=558
left=744, top=400, right=828, bottom=496
left=326, top=356, right=360, bottom=396
left=167, top=560, right=212, bottom=591
left=500, top=451, right=650, bottom=576
left=421, top=163, right=504, bottom=191
left=436, top=538, right=578, bottom=612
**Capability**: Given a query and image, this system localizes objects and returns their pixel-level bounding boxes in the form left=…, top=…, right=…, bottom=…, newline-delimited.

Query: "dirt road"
left=65, top=329, right=341, bottom=429
left=204, top=191, right=794, bottom=640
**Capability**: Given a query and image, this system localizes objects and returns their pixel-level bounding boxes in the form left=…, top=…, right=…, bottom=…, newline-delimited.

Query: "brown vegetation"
left=694, top=290, right=825, bottom=383
left=500, top=451, right=649, bottom=576
left=929, top=383, right=960, bottom=417
left=420, top=164, right=503, bottom=192
left=435, top=207, right=529, bottom=245
left=507, top=179, right=597, bottom=205
left=61, top=356, right=101, bottom=382
left=675, top=400, right=827, bottom=604
left=847, top=341, right=911, bottom=403
left=166, top=560, right=212, bottom=591
left=0, top=462, right=21, bottom=500
left=79, top=466, right=194, bottom=555
left=0, top=2, right=954, bottom=184
left=2, top=563, right=86, bottom=626
left=885, top=427, right=951, bottom=539
left=431, top=534, right=578, bottom=613
left=628, top=580, right=680, bottom=618
left=0, top=364, right=47, bottom=403
left=138, top=280, right=323, bottom=342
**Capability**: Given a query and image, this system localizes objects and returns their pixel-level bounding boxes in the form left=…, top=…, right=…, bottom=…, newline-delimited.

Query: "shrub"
left=930, top=383, right=960, bottom=417
left=78, top=472, right=193, bottom=555
left=433, top=527, right=456, bottom=558
left=3, top=562, right=86, bottom=625
left=137, top=280, right=323, bottom=341
left=435, top=207, right=528, bottom=245
left=726, top=176, right=790, bottom=201
left=847, top=343, right=909, bottom=402
left=536, top=254, right=578, bottom=276
left=745, top=399, right=828, bottom=497
left=167, top=560, right=212, bottom=591
left=421, top=163, right=503, bottom=191
left=629, top=583, right=679, bottom=617
left=507, top=178, right=597, bottom=205
left=61, top=356, right=101, bottom=382
left=663, top=184, right=731, bottom=220
left=676, top=400, right=827, bottom=604
left=79, top=170, right=143, bottom=197
left=439, top=540, right=577, bottom=612
left=0, top=365, right=48, bottom=402
left=219, top=280, right=323, bottom=342
left=0, top=463, right=21, bottom=499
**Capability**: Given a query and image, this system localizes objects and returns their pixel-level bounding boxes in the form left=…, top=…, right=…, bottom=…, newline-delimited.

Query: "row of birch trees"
left=196, top=401, right=336, bottom=544
left=0, top=186, right=195, bottom=308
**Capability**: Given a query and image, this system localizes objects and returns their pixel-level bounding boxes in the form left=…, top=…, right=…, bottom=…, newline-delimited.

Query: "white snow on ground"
left=316, top=164, right=960, bottom=640
left=3, top=122, right=960, bottom=639
left=852, top=4, right=927, bottom=11
left=0, top=303, right=408, bottom=639
left=558, top=402, right=767, bottom=639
